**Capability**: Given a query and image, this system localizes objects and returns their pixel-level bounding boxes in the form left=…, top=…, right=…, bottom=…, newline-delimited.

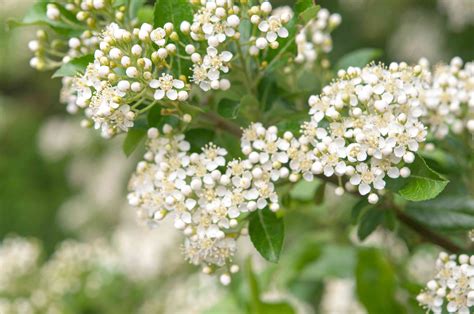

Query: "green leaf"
left=357, top=207, right=384, bottom=241
left=52, top=54, right=94, bottom=78
left=295, top=0, right=314, bottom=15
left=136, top=5, right=154, bottom=24
left=289, top=180, right=319, bottom=201
left=154, top=0, right=192, bottom=28
left=217, top=98, right=240, bottom=119
left=356, top=248, right=405, bottom=314
left=249, top=208, right=285, bottom=263
left=351, top=199, right=370, bottom=224
left=336, top=48, right=383, bottom=70
left=147, top=105, right=163, bottom=127
left=301, top=245, right=356, bottom=279
left=185, top=128, right=215, bottom=153
left=8, top=2, right=81, bottom=35
left=129, top=0, right=147, bottom=19
left=389, top=154, right=449, bottom=202
left=123, top=128, right=146, bottom=157
left=299, top=5, right=320, bottom=24
left=313, top=182, right=326, bottom=205
left=405, top=207, right=474, bottom=230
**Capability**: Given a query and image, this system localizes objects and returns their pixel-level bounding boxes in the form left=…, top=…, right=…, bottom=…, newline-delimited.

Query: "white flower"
left=150, top=74, right=186, bottom=101
left=258, top=16, right=289, bottom=43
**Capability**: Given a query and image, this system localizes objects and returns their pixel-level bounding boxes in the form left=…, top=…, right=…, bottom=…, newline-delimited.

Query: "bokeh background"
left=1, top=0, right=474, bottom=313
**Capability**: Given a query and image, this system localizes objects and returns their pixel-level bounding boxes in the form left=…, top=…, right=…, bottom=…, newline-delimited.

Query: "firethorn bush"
left=4, top=0, right=474, bottom=313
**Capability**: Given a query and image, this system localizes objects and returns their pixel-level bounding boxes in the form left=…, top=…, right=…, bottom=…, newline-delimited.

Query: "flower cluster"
left=420, top=57, right=474, bottom=139
left=295, top=8, right=341, bottom=67
left=293, top=63, right=429, bottom=203
left=417, top=252, right=474, bottom=314
left=28, top=0, right=128, bottom=71
left=248, top=1, right=291, bottom=52
left=128, top=124, right=290, bottom=283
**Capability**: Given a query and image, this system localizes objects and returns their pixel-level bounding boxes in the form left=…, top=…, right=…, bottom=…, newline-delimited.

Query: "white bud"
left=400, top=167, right=411, bottom=178
left=131, top=82, right=142, bottom=92
left=147, top=128, right=159, bottom=139
left=178, top=91, right=189, bottom=101
left=260, top=2, right=272, bottom=13
left=368, top=193, right=379, bottom=204
left=68, top=37, right=81, bottom=49
left=256, top=38, right=268, bottom=49
left=219, top=79, right=231, bottom=91
left=335, top=187, right=345, bottom=196
left=180, top=21, right=191, bottom=33
left=117, top=80, right=131, bottom=92
left=230, top=265, right=240, bottom=274
left=126, top=67, right=138, bottom=78
left=227, top=15, right=240, bottom=27
left=220, top=273, right=231, bottom=286
left=131, top=44, right=143, bottom=56
left=403, top=152, right=415, bottom=164
left=185, top=44, right=196, bottom=55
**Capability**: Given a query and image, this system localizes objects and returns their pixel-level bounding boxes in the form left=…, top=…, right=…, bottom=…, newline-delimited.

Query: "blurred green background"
left=1, top=0, right=473, bottom=313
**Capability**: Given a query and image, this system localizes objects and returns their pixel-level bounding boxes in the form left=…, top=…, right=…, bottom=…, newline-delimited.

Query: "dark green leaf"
left=388, top=154, right=449, bottom=202
left=52, top=54, right=94, bottom=78
left=185, top=128, right=215, bottom=153
left=154, top=0, right=192, bottom=28
left=295, top=0, right=314, bottom=15
left=405, top=207, right=474, bottom=230
left=8, top=2, right=82, bottom=35
left=249, top=209, right=285, bottom=263
left=123, top=128, right=146, bottom=157
left=351, top=199, right=370, bottom=224
left=217, top=98, right=240, bottom=119
left=299, top=5, right=320, bottom=24
left=336, top=48, right=383, bottom=70
left=356, top=248, right=405, bottom=314
left=147, top=105, right=163, bottom=127
left=357, top=207, right=384, bottom=241
left=313, top=182, right=326, bottom=205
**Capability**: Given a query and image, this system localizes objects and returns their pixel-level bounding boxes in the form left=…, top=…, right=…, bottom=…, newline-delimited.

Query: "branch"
left=202, top=112, right=467, bottom=254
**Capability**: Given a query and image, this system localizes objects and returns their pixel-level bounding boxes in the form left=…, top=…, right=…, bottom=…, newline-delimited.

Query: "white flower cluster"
left=295, top=8, right=341, bottom=67
left=248, top=1, right=291, bottom=53
left=420, top=57, right=474, bottom=139
left=438, top=0, right=474, bottom=31
left=293, top=63, right=428, bottom=203
left=0, top=237, right=40, bottom=291
left=417, top=252, right=474, bottom=314
left=128, top=124, right=288, bottom=282
left=28, top=0, right=127, bottom=71
left=0, top=238, right=121, bottom=314
left=128, top=63, right=430, bottom=279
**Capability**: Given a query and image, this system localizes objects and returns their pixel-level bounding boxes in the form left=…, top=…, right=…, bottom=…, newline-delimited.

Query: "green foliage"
left=217, top=98, right=241, bottom=119
left=8, top=1, right=82, bottom=35
left=388, top=154, right=449, bottom=202
left=336, top=48, right=383, bottom=70
left=356, top=249, right=405, bottom=314
left=122, top=128, right=146, bottom=157
left=185, top=128, right=215, bottom=153
left=153, top=0, right=192, bottom=29
left=357, top=207, right=385, bottom=241
left=301, top=245, right=356, bottom=279
left=249, top=208, right=285, bottom=263
left=52, top=55, right=94, bottom=78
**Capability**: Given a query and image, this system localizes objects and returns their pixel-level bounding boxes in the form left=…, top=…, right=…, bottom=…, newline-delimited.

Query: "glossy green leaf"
left=357, top=207, right=384, bottom=241
left=299, top=5, right=320, bottom=24
left=336, top=48, right=383, bottom=70
left=351, top=199, right=370, bottom=224
left=217, top=98, right=240, bottom=119
left=295, top=0, right=314, bottom=15
left=356, top=248, right=405, bottom=314
left=129, top=0, right=147, bottom=19
left=313, top=182, right=326, bottom=205
left=123, top=128, right=146, bottom=157
left=147, top=105, right=163, bottom=127
left=405, top=207, right=474, bottom=230
left=154, top=0, right=192, bottom=28
left=52, top=54, right=94, bottom=78
left=136, top=5, right=154, bottom=23
left=185, top=128, right=215, bottom=153
left=8, top=2, right=81, bottom=35
left=390, top=154, right=449, bottom=202
left=249, top=209, right=285, bottom=263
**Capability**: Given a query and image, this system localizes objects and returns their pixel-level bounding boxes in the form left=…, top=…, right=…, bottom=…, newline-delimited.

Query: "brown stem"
left=203, top=112, right=467, bottom=254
